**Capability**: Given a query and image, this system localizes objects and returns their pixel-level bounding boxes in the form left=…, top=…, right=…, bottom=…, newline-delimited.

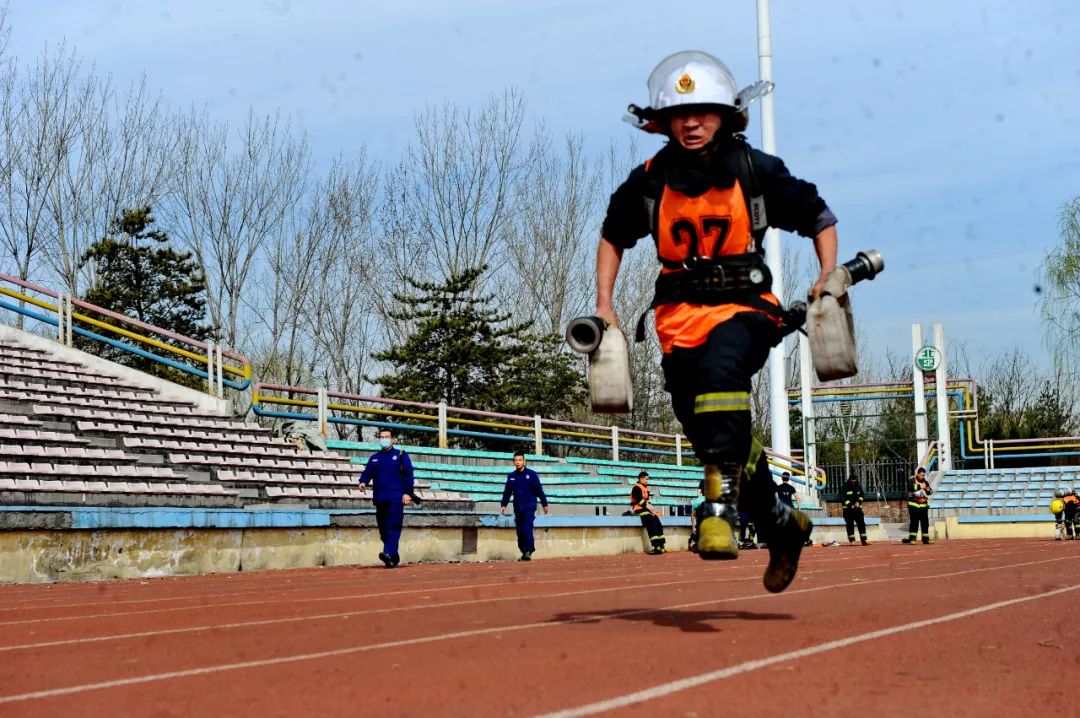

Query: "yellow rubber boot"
left=695, top=464, right=739, bottom=560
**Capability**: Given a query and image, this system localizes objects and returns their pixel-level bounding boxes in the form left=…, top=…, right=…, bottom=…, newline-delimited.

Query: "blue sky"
left=8, top=0, right=1079, bottom=370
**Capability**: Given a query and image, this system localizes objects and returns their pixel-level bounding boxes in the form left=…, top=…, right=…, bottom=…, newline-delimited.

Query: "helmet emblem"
left=675, top=73, right=695, bottom=94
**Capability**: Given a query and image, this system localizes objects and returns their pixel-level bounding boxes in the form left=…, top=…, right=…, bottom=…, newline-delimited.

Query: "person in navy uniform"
left=500, top=450, right=549, bottom=560
left=359, top=428, right=415, bottom=568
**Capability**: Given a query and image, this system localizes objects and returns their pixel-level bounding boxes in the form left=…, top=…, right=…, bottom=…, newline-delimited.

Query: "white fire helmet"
left=648, top=51, right=739, bottom=112
left=625, top=51, right=774, bottom=133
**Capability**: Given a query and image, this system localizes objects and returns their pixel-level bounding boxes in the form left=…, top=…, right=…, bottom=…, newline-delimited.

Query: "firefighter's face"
left=513, top=455, right=525, bottom=470
left=668, top=108, right=723, bottom=150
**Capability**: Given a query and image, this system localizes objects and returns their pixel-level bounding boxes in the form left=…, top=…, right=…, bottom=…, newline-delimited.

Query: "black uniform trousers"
left=1064, top=505, right=1078, bottom=538
left=843, top=506, right=867, bottom=542
left=660, top=312, right=783, bottom=524
left=634, top=509, right=666, bottom=549
left=907, top=505, right=930, bottom=540
left=374, top=500, right=405, bottom=556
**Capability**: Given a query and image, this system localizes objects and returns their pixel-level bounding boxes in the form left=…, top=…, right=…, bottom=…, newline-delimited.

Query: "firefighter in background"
left=596, top=50, right=838, bottom=593
left=358, top=428, right=415, bottom=568
left=1062, top=487, right=1080, bottom=540
left=738, top=511, right=758, bottom=550
left=689, top=479, right=704, bottom=552
left=841, top=473, right=870, bottom=545
left=902, top=467, right=933, bottom=544
left=500, top=451, right=550, bottom=561
left=631, top=471, right=668, bottom=555
left=1052, top=489, right=1066, bottom=540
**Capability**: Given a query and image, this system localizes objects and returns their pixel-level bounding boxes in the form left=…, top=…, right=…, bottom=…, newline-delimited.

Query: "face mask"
left=379, top=438, right=392, bottom=449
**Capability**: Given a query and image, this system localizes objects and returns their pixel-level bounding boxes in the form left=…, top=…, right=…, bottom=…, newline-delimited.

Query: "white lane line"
left=534, top=581, right=1080, bottom=717
left=0, top=544, right=1016, bottom=626
left=0, top=558, right=666, bottom=611
left=0, top=545, right=1034, bottom=633
left=0, top=565, right=721, bottom=628
left=0, top=571, right=764, bottom=653
left=0, top=542, right=1017, bottom=611
left=0, top=555, right=1068, bottom=705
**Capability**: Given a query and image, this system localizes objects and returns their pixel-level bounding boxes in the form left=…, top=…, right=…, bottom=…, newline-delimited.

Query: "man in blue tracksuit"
left=500, top=450, right=549, bottom=561
left=359, top=428, right=415, bottom=568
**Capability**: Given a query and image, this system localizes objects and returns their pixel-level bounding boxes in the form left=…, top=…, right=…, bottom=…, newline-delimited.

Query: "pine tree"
left=78, top=207, right=211, bottom=386
left=370, top=266, right=586, bottom=443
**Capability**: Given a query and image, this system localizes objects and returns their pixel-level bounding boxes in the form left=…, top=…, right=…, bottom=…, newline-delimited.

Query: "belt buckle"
left=682, top=256, right=703, bottom=271
left=709, top=262, right=727, bottom=289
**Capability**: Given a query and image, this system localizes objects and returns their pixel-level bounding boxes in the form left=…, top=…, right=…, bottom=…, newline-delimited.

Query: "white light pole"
left=756, top=0, right=790, bottom=457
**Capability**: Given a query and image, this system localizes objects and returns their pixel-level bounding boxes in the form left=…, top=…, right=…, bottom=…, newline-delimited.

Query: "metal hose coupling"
left=842, top=249, right=884, bottom=285
left=565, top=315, right=634, bottom=414
left=565, top=315, right=607, bottom=355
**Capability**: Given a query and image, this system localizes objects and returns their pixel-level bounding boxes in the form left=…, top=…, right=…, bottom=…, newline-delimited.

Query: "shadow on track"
left=547, top=608, right=793, bottom=633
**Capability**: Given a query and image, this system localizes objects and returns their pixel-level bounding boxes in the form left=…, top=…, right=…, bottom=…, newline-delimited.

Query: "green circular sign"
left=915, top=345, right=940, bottom=372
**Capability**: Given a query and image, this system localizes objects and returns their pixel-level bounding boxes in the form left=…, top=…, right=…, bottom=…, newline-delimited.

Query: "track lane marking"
left=0, top=554, right=1069, bottom=704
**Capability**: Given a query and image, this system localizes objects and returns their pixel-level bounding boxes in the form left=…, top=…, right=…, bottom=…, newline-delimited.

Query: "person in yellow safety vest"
left=1062, top=487, right=1080, bottom=540
left=902, top=467, right=933, bottom=544
left=596, top=50, right=836, bottom=593
left=631, top=471, right=667, bottom=554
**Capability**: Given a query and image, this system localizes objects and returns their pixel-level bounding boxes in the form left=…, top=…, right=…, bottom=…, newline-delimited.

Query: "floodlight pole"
left=756, top=0, right=790, bottom=457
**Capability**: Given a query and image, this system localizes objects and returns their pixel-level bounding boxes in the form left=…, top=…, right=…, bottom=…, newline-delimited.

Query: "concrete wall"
left=0, top=524, right=692, bottom=584
left=944, top=516, right=1057, bottom=540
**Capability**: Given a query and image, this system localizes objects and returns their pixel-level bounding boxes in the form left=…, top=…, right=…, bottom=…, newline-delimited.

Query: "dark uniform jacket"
left=359, top=447, right=414, bottom=503
left=907, top=477, right=933, bottom=508
left=501, top=468, right=548, bottom=512
left=842, top=480, right=865, bottom=509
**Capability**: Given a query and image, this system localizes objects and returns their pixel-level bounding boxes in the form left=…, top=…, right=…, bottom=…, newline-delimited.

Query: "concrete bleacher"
left=0, top=328, right=821, bottom=518
left=0, top=334, right=471, bottom=509
left=931, top=466, right=1078, bottom=516
left=329, top=441, right=824, bottom=514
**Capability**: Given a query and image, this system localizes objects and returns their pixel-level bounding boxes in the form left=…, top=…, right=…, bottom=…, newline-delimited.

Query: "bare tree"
left=502, top=130, right=599, bottom=336
left=46, top=76, right=176, bottom=294
left=166, top=109, right=309, bottom=348
left=306, top=155, right=382, bottom=400
left=0, top=46, right=83, bottom=284
left=253, top=153, right=381, bottom=395
left=390, top=89, right=530, bottom=285
left=1039, top=197, right=1080, bottom=378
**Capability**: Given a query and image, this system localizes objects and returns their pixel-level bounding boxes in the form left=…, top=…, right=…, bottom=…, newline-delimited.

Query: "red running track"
left=0, top=538, right=1077, bottom=717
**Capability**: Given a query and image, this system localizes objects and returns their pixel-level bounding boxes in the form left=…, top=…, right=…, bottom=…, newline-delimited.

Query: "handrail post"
left=317, top=388, right=328, bottom=437
left=611, top=425, right=619, bottom=463
left=205, top=340, right=216, bottom=395
left=64, top=294, right=72, bottom=346
left=56, top=292, right=73, bottom=346
left=55, top=293, right=63, bottom=343
left=533, top=415, right=543, bottom=456
left=438, top=401, right=448, bottom=449
left=675, top=434, right=683, bottom=466
left=216, top=343, right=224, bottom=397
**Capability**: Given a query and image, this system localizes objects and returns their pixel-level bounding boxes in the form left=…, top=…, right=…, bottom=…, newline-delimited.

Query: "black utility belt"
left=634, top=257, right=807, bottom=342
left=652, top=256, right=773, bottom=308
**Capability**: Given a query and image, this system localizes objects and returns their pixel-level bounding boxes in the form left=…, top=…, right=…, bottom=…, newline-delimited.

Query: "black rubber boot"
left=758, top=498, right=813, bottom=594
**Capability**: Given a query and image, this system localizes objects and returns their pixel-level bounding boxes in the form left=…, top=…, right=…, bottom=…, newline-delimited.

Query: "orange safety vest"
left=646, top=157, right=780, bottom=354
left=631, top=482, right=651, bottom=513
left=1063, top=494, right=1079, bottom=508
